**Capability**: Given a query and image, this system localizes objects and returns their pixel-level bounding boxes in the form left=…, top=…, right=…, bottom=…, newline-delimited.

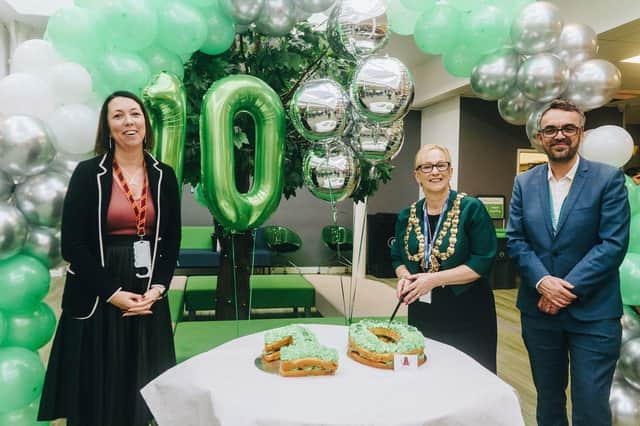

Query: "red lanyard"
left=113, top=159, right=148, bottom=237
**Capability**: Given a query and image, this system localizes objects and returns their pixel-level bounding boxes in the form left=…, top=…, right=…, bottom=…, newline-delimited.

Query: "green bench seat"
left=184, top=274, right=315, bottom=313
left=174, top=316, right=407, bottom=363
left=167, top=289, right=185, bottom=326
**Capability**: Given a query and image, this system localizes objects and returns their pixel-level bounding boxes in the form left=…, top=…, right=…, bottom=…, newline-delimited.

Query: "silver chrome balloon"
left=303, top=139, right=360, bottom=203
left=15, top=171, right=68, bottom=227
left=0, top=202, right=27, bottom=260
left=294, top=0, right=336, bottom=13
left=622, top=309, right=640, bottom=345
left=517, top=53, right=569, bottom=102
left=555, top=23, right=598, bottom=69
left=620, top=338, right=640, bottom=390
left=525, top=102, right=550, bottom=151
left=0, top=170, right=14, bottom=202
left=470, top=49, right=520, bottom=101
left=349, top=118, right=404, bottom=164
left=219, top=0, right=264, bottom=25
left=49, top=152, right=87, bottom=178
left=351, top=56, right=414, bottom=124
left=290, top=79, right=352, bottom=142
left=23, top=226, right=62, bottom=268
left=564, top=59, right=622, bottom=111
left=0, top=115, right=56, bottom=178
left=327, top=0, right=388, bottom=61
left=255, top=0, right=297, bottom=36
left=511, top=1, right=563, bottom=54
left=609, top=379, right=640, bottom=426
left=497, top=86, right=537, bottom=126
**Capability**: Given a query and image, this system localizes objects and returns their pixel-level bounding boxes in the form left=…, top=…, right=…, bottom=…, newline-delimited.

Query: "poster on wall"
left=517, top=149, right=548, bottom=175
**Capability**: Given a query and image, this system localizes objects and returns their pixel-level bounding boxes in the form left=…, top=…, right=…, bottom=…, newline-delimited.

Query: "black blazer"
left=60, top=152, right=181, bottom=319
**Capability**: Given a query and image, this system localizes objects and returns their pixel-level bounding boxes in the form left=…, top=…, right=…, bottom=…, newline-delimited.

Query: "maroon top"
left=106, top=179, right=156, bottom=236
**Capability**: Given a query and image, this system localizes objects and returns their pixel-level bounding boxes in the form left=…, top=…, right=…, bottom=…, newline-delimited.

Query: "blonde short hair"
left=414, top=144, right=453, bottom=169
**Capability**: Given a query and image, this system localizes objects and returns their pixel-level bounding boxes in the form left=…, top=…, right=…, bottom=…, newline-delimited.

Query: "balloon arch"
left=0, top=0, right=639, bottom=423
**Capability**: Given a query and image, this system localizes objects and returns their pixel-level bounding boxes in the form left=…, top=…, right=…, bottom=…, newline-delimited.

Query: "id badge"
left=133, top=240, right=151, bottom=278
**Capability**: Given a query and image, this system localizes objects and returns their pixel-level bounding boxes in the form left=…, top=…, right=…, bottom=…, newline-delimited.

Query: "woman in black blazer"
left=39, top=91, right=181, bottom=426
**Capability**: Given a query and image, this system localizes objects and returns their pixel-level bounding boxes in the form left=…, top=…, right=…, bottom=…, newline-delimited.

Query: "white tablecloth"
left=142, top=324, right=524, bottom=426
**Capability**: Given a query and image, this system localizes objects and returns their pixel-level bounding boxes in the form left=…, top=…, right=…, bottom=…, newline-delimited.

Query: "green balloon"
left=492, top=0, right=534, bottom=18
left=413, top=4, right=461, bottom=55
left=100, top=0, right=159, bottom=52
left=200, top=7, right=236, bottom=55
left=4, top=303, right=56, bottom=351
left=0, top=255, right=50, bottom=314
left=0, top=311, right=6, bottom=346
left=142, top=72, right=187, bottom=196
left=449, top=0, right=481, bottom=12
left=443, top=44, right=485, bottom=77
left=621, top=253, right=640, bottom=305
left=156, top=2, right=208, bottom=55
left=387, top=0, right=420, bottom=36
left=45, top=6, right=104, bottom=63
left=460, top=6, right=510, bottom=55
left=625, top=175, right=640, bottom=213
left=400, top=0, right=435, bottom=11
left=0, top=347, right=45, bottom=415
left=97, top=51, right=151, bottom=95
left=0, top=399, right=48, bottom=426
left=200, top=75, right=285, bottom=232
left=139, top=46, right=185, bottom=80
left=182, top=0, right=219, bottom=6
left=628, top=213, right=640, bottom=254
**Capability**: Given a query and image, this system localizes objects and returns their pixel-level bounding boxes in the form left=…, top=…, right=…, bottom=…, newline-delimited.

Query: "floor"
left=41, top=274, right=547, bottom=426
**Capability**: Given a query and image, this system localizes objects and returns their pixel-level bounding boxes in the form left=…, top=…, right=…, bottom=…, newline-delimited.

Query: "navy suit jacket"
left=507, top=158, right=629, bottom=322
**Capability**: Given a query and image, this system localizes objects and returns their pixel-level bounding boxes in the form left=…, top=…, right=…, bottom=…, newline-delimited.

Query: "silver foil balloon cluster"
left=0, top=114, right=70, bottom=268
left=609, top=309, right=640, bottom=425
left=220, top=0, right=337, bottom=37
left=469, top=1, right=621, bottom=149
left=302, top=139, right=360, bottom=203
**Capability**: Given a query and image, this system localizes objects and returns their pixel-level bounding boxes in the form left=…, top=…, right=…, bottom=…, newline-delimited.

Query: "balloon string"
left=231, top=233, right=240, bottom=337
left=349, top=197, right=367, bottom=324
left=249, top=229, right=257, bottom=321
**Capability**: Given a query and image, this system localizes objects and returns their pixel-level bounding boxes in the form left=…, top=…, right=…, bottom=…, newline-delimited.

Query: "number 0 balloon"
left=200, top=75, right=284, bottom=232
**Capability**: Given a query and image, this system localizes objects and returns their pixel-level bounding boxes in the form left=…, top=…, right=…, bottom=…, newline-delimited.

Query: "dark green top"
left=390, top=190, right=497, bottom=295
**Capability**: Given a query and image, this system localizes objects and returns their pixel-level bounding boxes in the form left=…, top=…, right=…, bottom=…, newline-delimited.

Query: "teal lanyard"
left=422, top=195, right=449, bottom=269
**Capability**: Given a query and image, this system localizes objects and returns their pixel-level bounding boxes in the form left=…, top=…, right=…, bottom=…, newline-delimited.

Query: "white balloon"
left=44, top=62, right=93, bottom=106
left=9, top=39, right=63, bottom=76
left=579, top=125, right=634, bottom=168
left=47, top=104, right=99, bottom=155
left=0, top=73, right=55, bottom=120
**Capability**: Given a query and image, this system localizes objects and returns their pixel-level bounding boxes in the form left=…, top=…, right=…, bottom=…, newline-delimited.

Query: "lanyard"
left=113, top=159, right=148, bottom=237
left=422, top=194, right=449, bottom=269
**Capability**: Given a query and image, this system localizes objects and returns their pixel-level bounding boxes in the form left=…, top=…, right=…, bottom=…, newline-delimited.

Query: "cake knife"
left=388, top=292, right=407, bottom=326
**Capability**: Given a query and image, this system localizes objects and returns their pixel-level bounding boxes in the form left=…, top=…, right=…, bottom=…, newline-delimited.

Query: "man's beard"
left=543, top=139, right=579, bottom=163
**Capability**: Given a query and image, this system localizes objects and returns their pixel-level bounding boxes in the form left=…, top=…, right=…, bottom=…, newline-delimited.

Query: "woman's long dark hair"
left=94, top=91, right=155, bottom=155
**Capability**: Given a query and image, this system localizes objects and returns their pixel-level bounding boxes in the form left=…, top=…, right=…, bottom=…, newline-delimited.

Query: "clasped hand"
left=537, top=276, right=577, bottom=315
left=396, top=273, right=442, bottom=305
left=109, top=288, right=161, bottom=317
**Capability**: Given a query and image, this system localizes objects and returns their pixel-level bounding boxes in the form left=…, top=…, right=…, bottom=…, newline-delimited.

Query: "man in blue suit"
left=507, top=99, right=630, bottom=426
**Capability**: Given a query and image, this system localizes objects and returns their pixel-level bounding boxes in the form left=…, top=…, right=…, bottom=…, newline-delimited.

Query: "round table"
left=142, top=324, right=524, bottom=426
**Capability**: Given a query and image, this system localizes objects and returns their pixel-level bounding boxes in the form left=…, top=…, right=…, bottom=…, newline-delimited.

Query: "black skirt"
left=408, top=278, right=497, bottom=373
left=38, top=235, right=176, bottom=426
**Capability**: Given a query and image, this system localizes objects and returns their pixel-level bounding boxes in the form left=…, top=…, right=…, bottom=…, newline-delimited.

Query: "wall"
left=458, top=98, right=623, bottom=218
left=420, top=97, right=461, bottom=189
left=181, top=110, right=422, bottom=266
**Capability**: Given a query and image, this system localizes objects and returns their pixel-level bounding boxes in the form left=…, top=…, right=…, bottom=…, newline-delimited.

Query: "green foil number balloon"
left=200, top=75, right=285, bottom=232
left=142, top=72, right=187, bottom=194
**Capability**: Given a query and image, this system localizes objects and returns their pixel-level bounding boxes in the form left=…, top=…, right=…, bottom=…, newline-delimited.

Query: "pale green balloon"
left=413, top=4, right=461, bottom=55
left=139, top=46, right=185, bottom=80
left=460, top=6, right=510, bottom=55
left=0, top=255, right=50, bottom=314
left=200, top=75, right=285, bottom=232
left=0, top=399, right=48, bottom=426
left=200, top=7, right=236, bottom=55
left=400, top=0, right=434, bottom=12
left=0, top=311, right=6, bottom=346
left=624, top=175, right=640, bottom=214
left=442, top=44, right=485, bottom=78
left=45, top=6, right=104, bottom=63
left=621, top=253, right=640, bottom=305
left=99, top=0, right=159, bottom=52
left=156, top=2, right=208, bottom=55
left=387, top=0, right=419, bottom=36
left=97, top=51, right=151, bottom=95
left=142, top=72, right=187, bottom=195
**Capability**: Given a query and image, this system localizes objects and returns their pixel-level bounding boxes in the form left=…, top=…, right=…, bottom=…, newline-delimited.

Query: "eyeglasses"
left=539, top=124, right=582, bottom=138
left=415, top=161, right=450, bottom=174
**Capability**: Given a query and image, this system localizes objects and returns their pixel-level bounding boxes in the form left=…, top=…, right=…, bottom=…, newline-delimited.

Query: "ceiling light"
left=621, top=55, right=640, bottom=64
